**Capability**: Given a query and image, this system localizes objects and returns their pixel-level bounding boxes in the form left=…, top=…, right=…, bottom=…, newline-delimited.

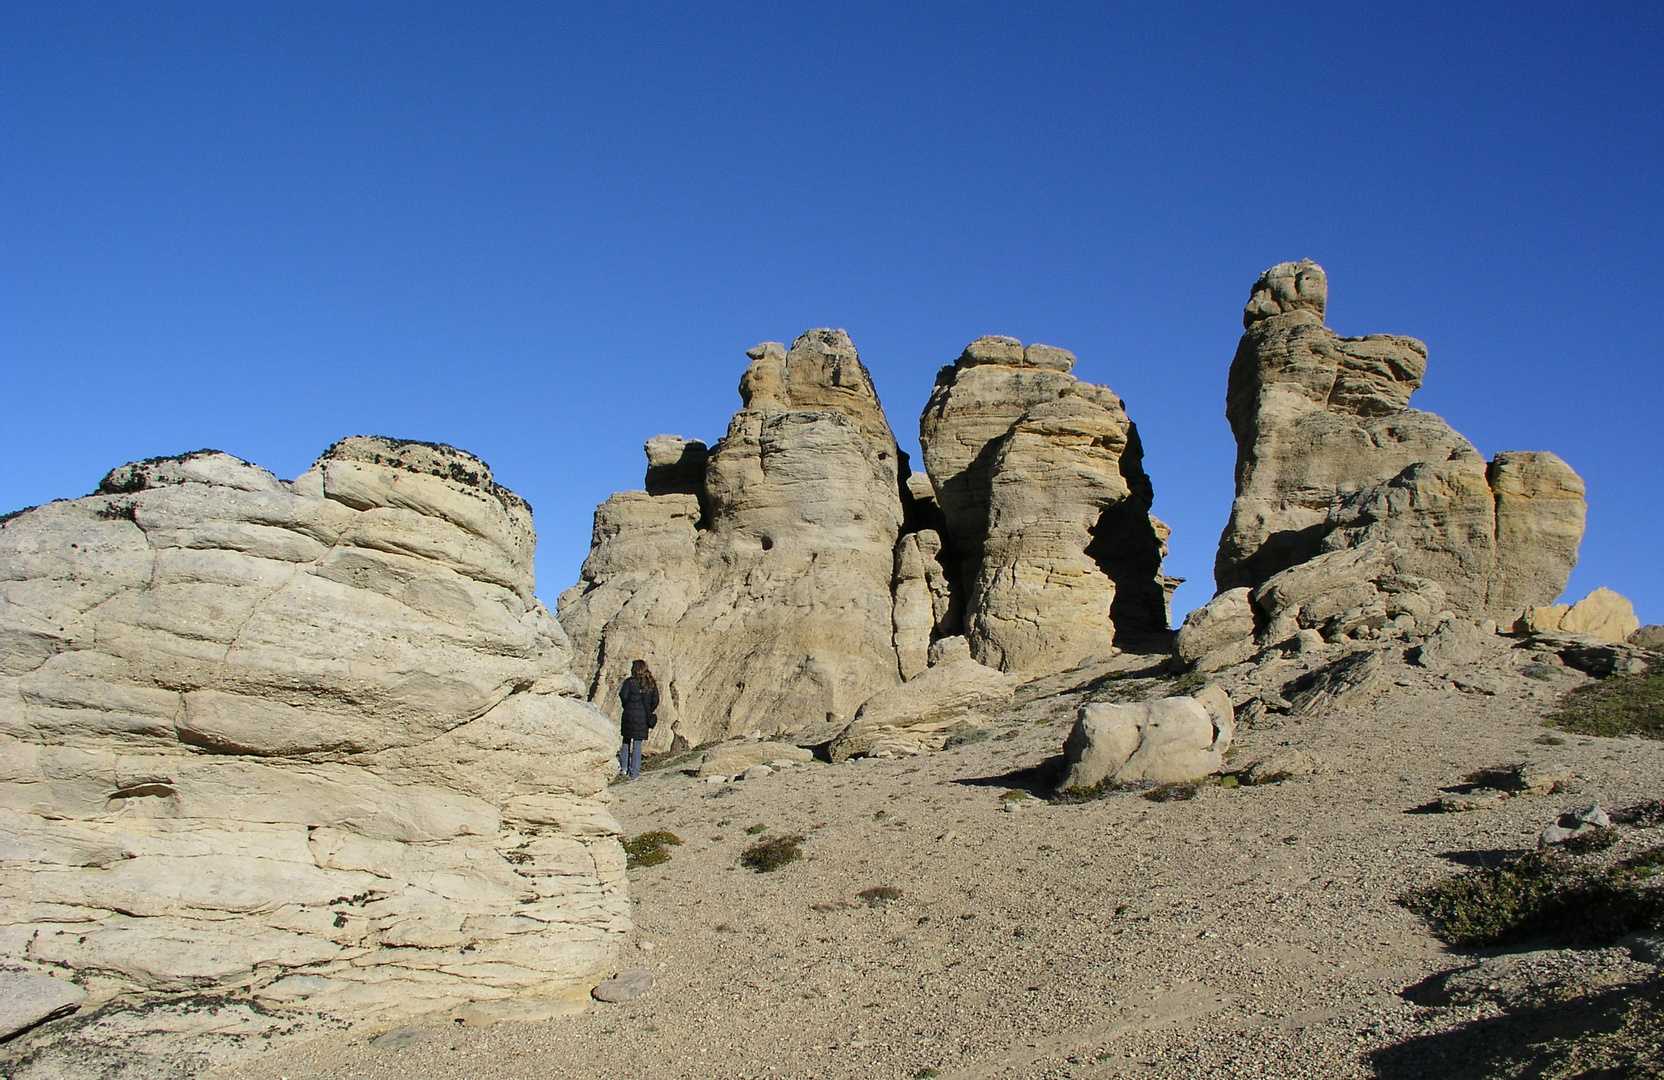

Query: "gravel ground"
left=219, top=645, right=1664, bottom=1080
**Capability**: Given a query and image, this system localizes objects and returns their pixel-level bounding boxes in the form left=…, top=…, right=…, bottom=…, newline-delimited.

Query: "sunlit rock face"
left=0, top=439, right=626, bottom=1022
left=560, top=330, right=909, bottom=748
left=920, top=337, right=1173, bottom=675
left=1215, top=260, right=1584, bottom=625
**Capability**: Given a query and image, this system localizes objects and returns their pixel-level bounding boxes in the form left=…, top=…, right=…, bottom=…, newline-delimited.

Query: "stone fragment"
left=1283, top=649, right=1387, bottom=717
left=696, top=742, right=814, bottom=777
left=1540, top=803, right=1610, bottom=847
left=741, top=764, right=774, bottom=780
left=1556, top=587, right=1642, bottom=643
left=0, top=970, right=86, bottom=1039
left=1415, top=620, right=1485, bottom=670
left=927, top=635, right=972, bottom=666
left=1535, top=633, right=1653, bottom=677
left=1215, top=261, right=1584, bottom=624
left=591, top=968, right=654, bottom=1003
left=828, top=659, right=1018, bottom=762
left=1242, top=748, right=1315, bottom=786
left=1631, top=626, right=1664, bottom=651
left=1175, top=589, right=1256, bottom=666
left=1056, top=694, right=1232, bottom=791
left=1439, top=790, right=1506, bottom=812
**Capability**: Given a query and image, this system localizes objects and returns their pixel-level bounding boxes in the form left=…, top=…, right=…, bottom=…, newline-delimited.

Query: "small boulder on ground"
left=1631, top=625, right=1664, bottom=651
left=1175, top=588, right=1257, bottom=671
left=1415, top=620, right=1485, bottom=670
left=592, top=968, right=654, bottom=1003
left=697, top=742, right=815, bottom=777
left=828, top=658, right=1018, bottom=762
left=1540, top=803, right=1610, bottom=847
left=1056, top=692, right=1233, bottom=791
left=1520, top=587, right=1641, bottom=644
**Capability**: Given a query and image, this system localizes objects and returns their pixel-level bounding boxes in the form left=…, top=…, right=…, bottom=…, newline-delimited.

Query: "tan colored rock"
left=1176, top=588, right=1256, bottom=668
left=696, top=742, right=814, bottom=778
left=1632, top=626, right=1664, bottom=651
left=560, top=330, right=908, bottom=748
left=1215, top=261, right=1584, bottom=625
left=1056, top=694, right=1232, bottom=791
left=1556, top=587, right=1641, bottom=643
left=0, top=441, right=624, bottom=1022
left=920, top=337, right=1170, bottom=675
left=828, top=659, right=1018, bottom=762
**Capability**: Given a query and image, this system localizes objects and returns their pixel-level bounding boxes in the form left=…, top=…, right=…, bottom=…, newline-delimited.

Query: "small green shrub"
left=944, top=727, right=992, bottom=749
left=1401, top=847, right=1664, bottom=947
left=915, top=1069, right=942, bottom=1079
left=1562, top=827, right=1622, bottom=855
left=1548, top=669, right=1664, bottom=739
left=622, top=830, right=683, bottom=869
left=1521, top=663, right=1561, bottom=681
left=745, top=822, right=768, bottom=835
left=998, top=789, right=1029, bottom=803
left=740, top=834, right=804, bottom=873
left=1168, top=672, right=1207, bottom=696
left=1142, top=781, right=1201, bottom=802
left=1050, top=779, right=1121, bottom=804
left=857, top=885, right=903, bottom=906
left=95, top=500, right=138, bottom=522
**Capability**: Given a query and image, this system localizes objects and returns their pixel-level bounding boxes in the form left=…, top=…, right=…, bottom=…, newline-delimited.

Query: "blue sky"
left=4, top=2, right=1660, bottom=622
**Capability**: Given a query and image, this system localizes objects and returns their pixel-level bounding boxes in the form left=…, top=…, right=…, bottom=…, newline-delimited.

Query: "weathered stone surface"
left=1415, top=620, right=1486, bottom=671
left=0, top=440, right=626, bottom=1023
left=591, top=967, right=653, bottom=1003
left=1541, top=587, right=1641, bottom=643
left=1056, top=694, right=1232, bottom=791
left=0, top=970, right=86, bottom=1039
left=1214, top=260, right=1584, bottom=625
left=921, top=337, right=1170, bottom=674
left=1175, top=588, right=1256, bottom=669
left=828, top=659, right=1018, bottom=762
left=560, top=330, right=909, bottom=748
left=1283, top=649, right=1387, bottom=717
left=1632, top=625, right=1664, bottom=651
left=696, top=742, right=814, bottom=778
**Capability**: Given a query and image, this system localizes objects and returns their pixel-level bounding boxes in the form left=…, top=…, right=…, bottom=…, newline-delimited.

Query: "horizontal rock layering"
left=0, top=439, right=626, bottom=1022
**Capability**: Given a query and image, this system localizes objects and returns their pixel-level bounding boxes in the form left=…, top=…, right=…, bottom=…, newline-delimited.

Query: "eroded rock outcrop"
left=0, top=440, right=626, bottom=1023
left=559, top=331, right=909, bottom=748
left=1206, top=260, right=1585, bottom=654
left=1055, top=684, right=1233, bottom=791
left=920, top=337, right=1172, bottom=675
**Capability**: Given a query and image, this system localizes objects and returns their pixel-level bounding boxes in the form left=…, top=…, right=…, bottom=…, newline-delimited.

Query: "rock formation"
left=0, top=440, right=626, bottom=1024
left=1520, top=587, right=1641, bottom=644
left=919, top=336, right=1173, bottom=675
left=559, top=330, right=909, bottom=749
left=827, top=648, right=1018, bottom=762
left=562, top=330, right=1176, bottom=748
left=1055, top=684, right=1233, bottom=792
left=1200, top=260, right=1585, bottom=657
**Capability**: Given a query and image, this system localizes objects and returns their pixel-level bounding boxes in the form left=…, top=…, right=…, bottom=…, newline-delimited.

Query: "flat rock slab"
left=591, top=968, right=654, bottom=1003
left=0, top=970, right=87, bottom=1039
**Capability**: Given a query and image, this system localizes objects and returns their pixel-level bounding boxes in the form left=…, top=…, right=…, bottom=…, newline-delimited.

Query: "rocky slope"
left=0, top=439, right=627, bottom=1034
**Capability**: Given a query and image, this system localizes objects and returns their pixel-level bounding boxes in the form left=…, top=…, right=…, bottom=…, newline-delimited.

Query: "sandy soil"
left=218, top=642, right=1664, bottom=1080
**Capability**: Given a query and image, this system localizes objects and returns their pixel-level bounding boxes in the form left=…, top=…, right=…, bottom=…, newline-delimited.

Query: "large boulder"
left=828, top=658, right=1018, bottom=762
left=0, top=440, right=627, bottom=1024
left=1213, top=260, right=1584, bottom=625
left=1521, top=587, right=1641, bottom=644
left=1056, top=690, right=1233, bottom=791
left=920, top=337, right=1172, bottom=675
left=560, top=331, right=910, bottom=747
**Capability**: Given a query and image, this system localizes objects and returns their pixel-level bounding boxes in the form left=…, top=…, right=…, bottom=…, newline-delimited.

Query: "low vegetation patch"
left=740, top=834, right=804, bottom=873
left=1547, top=668, right=1664, bottom=739
left=744, top=822, right=768, bottom=835
left=1142, top=780, right=1201, bottom=802
left=1402, top=840, right=1664, bottom=948
left=1049, top=779, right=1120, bottom=804
left=943, top=727, right=992, bottom=749
left=643, top=749, right=705, bottom=773
left=998, top=789, right=1029, bottom=803
left=857, top=885, right=903, bottom=906
left=622, top=830, right=682, bottom=869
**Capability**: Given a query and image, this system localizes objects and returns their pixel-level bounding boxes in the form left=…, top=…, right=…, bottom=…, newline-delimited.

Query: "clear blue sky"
left=4, top=3, right=1660, bottom=623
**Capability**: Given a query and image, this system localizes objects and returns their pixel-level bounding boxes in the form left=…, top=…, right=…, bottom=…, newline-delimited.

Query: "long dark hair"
left=631, top=658, right=658, bottom=695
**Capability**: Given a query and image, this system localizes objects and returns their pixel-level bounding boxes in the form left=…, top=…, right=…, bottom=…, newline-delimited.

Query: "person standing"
left=616, top=659, right=659, bottom=780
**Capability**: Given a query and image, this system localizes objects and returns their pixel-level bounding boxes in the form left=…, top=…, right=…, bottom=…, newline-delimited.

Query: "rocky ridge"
left=0, top=439, right=626, bottom=1038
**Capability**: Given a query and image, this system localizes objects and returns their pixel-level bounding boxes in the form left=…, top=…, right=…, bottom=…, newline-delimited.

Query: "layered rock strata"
left=920, top=336, right=1172, bottom=675
left=1209, top=260, right=1585, bottom=646
left=559, top=331, right=909, bottom=748
left=0, top=440, right=626, bottom=1023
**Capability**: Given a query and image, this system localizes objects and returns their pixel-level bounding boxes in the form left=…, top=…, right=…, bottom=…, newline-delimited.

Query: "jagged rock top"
left=319, top=436, right=531, bottom=515
left=1243, top=258, right=1329, bottom=327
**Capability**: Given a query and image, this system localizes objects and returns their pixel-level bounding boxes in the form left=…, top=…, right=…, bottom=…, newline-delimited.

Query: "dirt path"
left=234, top=652, right=1662, bottom=1079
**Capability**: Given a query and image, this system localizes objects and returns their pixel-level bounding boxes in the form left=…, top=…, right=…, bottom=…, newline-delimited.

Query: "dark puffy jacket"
left=618, top=676, right=659, bottom=741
